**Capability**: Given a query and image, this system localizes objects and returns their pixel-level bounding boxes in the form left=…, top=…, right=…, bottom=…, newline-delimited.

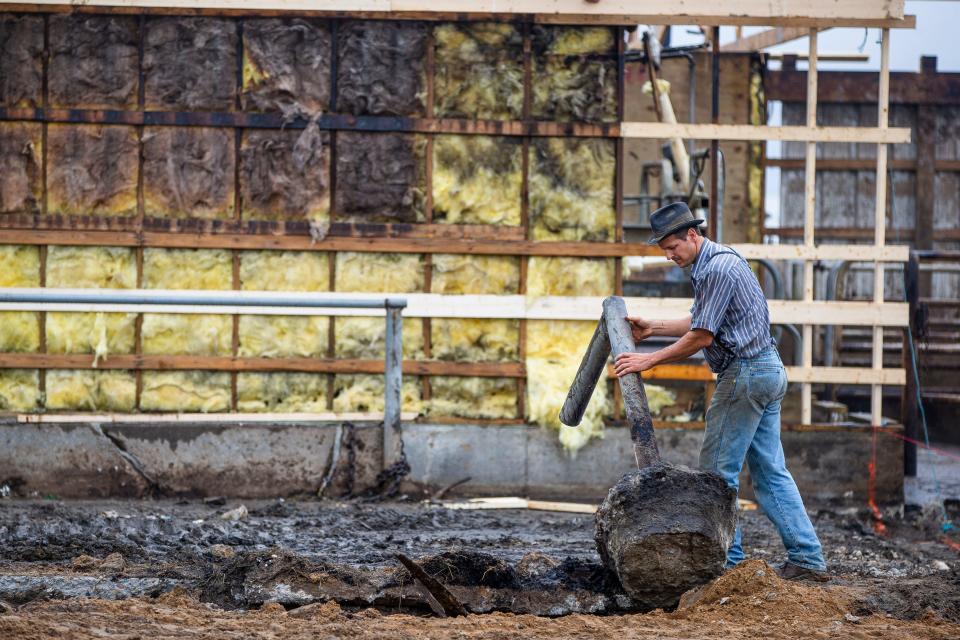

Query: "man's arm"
left=626, top=314, right=692, bottom=341
left=613, top=328, right=713, bottom=377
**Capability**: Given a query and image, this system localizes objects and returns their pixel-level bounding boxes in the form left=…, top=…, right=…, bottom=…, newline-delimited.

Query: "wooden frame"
left=0, top=5, right=911, bottom=426
left=1, top=1, right=914, bottom=29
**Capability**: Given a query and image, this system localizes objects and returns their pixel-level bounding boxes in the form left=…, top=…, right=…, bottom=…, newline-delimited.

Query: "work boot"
left=777, top=561, right=829, bottom=583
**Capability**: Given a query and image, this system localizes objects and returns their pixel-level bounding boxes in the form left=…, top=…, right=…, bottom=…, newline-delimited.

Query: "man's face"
left=657, top=228, right=699, bottom=268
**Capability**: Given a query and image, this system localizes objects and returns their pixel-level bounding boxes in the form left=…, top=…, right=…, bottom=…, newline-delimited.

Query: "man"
left=613, top=202, right=827, bottom=581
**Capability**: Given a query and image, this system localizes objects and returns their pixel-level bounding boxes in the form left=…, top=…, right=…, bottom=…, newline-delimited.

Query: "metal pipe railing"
left=0, top=288, right=408, bottom=467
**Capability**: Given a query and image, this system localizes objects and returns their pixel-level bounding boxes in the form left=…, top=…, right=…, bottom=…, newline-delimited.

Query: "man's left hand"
left=613, top=352, right=657, bottom=377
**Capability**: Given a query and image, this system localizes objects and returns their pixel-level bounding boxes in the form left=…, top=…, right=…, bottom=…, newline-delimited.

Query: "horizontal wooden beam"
left=620, top=122, right=911, bottom=144
left=0, top=108, right=619, bottom=138
left=0, top=215, right=527, bottom=242
left=605, top=363, right=905, bottom=385
left=0, top=353, right=525, bottom=377
left=0, top=291, right=909, bottom=326
left=767, top=158, right=960, bottom=172
left=722, top=27, right=815, bottom=52
left=0, top=229, right=912, bottom=262
left=18, top=411, right=419, bottom=423
left=765, top=227, right=960, bottom=242
left=766, top=63, right=960, bottom=105
left=0, top=229, right=660, bottom=258
left=765, top=158, right=917, bottom=171
left=729, top=243, right=909, bottom=262
left=0, top=2, right=915, bottom=28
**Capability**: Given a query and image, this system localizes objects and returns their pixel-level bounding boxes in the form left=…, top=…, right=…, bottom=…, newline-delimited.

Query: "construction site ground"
left=1, top=497, right=959, bottom=639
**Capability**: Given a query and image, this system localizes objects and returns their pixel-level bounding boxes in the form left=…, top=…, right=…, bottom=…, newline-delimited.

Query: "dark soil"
left=0, top=498, right=958, bottom=623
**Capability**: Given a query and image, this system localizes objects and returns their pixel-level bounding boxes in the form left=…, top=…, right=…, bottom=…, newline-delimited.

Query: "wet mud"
left=0, top=498, right=959, bottom=638
left=595, top=463, right=737, bottom=609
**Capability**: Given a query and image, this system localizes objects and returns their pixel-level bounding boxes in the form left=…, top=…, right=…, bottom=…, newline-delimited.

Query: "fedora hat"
left=647, top=202, right=705, bottom=244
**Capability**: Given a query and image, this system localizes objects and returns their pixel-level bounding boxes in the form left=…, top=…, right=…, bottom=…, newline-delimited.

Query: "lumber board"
left=0, top=291, right=911, bottom=326
left=0, top=353, right=525, bottom=377
left=0, top=108, right=620, bottom=139
left=0, top=1, right=914, bottom=28
left=17, top=411, right=419, bottom=424
left=0, top=229, right=911, bottom=262
left=440, top=497, right=757, bottom=514
left=620, top=122, right=911, bottom=144
left=0, top=351, right=906, bottom=386
left=723, top=27, right=814, bottom=53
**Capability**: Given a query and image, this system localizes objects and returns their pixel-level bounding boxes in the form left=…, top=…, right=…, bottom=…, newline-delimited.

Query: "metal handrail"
left=0, top=288, right=408, bottom=466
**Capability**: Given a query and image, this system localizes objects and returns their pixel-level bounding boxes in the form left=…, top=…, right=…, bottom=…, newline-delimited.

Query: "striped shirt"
left=689, top=238, right=775, bottom=373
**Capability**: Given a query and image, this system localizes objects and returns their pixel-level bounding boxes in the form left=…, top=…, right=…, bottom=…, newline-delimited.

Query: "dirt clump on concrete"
left=595, top=462, right=737, bottom=610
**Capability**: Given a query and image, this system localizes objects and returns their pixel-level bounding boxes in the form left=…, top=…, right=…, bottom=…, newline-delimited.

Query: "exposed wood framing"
left=620, top=122, right=909, bottom=144
left=872, top=29, right=891, bottom=427
left=0, top=352, right=905, bottom=386
left=723, top=27, right=818, bottom=53
left=0, top=1, right=914, bottom=28
left=0, top=292, right=909, bottom=326
left=17, top=411, right=420, bottom=424
left=0, top=229, right=911, bottom=261
left=801, top=29, right=818, bottom=425
left=0, top=108, right=620, bottom=138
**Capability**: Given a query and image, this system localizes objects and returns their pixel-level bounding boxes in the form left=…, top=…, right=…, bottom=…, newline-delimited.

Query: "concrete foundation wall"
left=0, top=420, right=903, bottom=505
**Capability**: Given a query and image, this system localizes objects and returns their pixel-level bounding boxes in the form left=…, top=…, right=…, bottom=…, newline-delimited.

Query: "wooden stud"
left=801, top=28, right=818, bottom=425
left=619, top=122, right=910, bottom=144
left=872, top=28, right=891, bottom=427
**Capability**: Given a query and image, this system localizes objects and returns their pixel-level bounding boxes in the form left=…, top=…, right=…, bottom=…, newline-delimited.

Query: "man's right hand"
left=626, top=316, right=654, bottom=342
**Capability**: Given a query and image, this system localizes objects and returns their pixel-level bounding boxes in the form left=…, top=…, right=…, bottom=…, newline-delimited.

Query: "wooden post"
left=801, top=29, right=818, bottom=425
left=383, top=301, right=404, bottom=467
left=872, top=28, right=890, bottom=427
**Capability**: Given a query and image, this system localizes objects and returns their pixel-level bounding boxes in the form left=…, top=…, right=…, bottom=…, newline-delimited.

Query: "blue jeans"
left=699, top=347, right=826, bottom=571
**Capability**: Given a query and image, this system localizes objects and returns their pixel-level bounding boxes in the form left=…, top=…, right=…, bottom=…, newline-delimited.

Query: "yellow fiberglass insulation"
left=432, top=135, right=521, bottom=226
left=431, top=319, right=518, bottom=362
left=531, top=26, right=617, bottom=124
left=237, top=372, right=327, bottom=413
left=45, top=246, right=137, bottom=361
left=433, top=22, right=523, bottom=119
left=430, top=254, right=519, bottom=362
left=142, top=248, right=232, bottom=357
left=142, top=314, right=232, bottom=356
left=426, top=376, right=517, bottom=419
left=0, top=369, right=39, bottom=411
left=526, top=257, right=614, bottom=297
left=140, top=371, right=231, bottom=413
left=45, top=370, right=135, bottom=411
left=526, top=320, right=610, bottom=452
left=238, top=251, right=329, bottom=358
left=239, top=250, right=329, bottom=292
left=335, top=251, right=424, bottom=359
left=529, top=138, right=615, bottom=241
left=335, top=316, right=423, bottom=360
left=143, top=248, right=232, bottom=290
left=238, top=315, right=328, bottom=358
left=333, top=374, right=422, bottom=414
left=0, top=245, right=40, bottom=353
left=334, top=251, right=422, bottom=293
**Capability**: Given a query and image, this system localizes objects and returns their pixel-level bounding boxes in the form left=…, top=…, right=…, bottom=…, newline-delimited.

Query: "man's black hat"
left=647, top=202, right=705, bottom=244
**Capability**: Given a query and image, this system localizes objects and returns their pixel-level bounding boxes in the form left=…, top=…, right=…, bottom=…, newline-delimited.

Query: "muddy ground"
left=1, top=497, right=959, bottom=638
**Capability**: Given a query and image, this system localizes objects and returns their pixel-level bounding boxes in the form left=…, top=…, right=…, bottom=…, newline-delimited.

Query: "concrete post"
left=559, top=296, right=660, bottom=469
left=384, top=299, right=405, bottom=467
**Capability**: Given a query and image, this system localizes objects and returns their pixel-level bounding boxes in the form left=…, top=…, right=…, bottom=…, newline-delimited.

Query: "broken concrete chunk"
left=595, top=462, right=737, bottom=610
